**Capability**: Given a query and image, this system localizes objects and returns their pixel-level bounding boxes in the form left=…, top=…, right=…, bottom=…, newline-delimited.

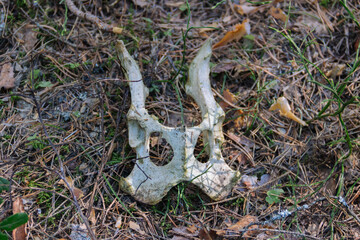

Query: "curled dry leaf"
left=269, top=97, right=307, bottom=126
left=269, top=6, right=287, bottom=23
left=0, top=63, right=16, bottom=89
left=213, top=19, right=250, bottom=49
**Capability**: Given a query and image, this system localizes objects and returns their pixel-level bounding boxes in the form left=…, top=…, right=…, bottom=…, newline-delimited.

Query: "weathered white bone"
left=116, top=39, right=241, bottom=205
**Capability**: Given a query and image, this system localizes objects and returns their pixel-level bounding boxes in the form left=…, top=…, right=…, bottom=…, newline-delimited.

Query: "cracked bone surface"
left=116, top=39, right=241, bottom=205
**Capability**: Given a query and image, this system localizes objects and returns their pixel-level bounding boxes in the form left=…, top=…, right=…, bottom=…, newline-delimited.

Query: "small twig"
left=65, top=0, right=123, bottom=34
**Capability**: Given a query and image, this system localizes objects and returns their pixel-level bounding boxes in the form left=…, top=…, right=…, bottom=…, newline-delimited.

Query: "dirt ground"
left=1, top=0, right=360, bottom=239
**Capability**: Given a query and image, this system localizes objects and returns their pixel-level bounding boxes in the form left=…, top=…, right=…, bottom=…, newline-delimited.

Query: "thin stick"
left=65, top=0, right=123, bottom=34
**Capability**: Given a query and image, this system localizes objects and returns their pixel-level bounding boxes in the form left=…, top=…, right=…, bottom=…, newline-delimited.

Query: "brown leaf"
left=213, top=19, right=250, bottom=49
left=219, top=89, right=236, bottom=110
left=89, top=208, right=96, bottom=225
left=186, top=225, right=197, bottom=234
left=228, top=215, right=258, bottom=237
left=198, top=228, right=218, bottom=240
left=170, top=226, right=198, bottom=238
left=58, top=176, right=75, bottom=188
left=12, top=197, right=26, bottom=240
left=73, top=187, right=84, bottom=200
left=16, top=24, right=38, bottom=50
left=0, top=63, right=16, bottom=89
left=234, top=110, right=247, bottom=129
left=269, top=7, right=287, bottom=23
left=58, top=176, right=84, bottom=200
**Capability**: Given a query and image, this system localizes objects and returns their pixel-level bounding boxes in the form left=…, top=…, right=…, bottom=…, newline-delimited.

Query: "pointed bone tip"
left=197, top=38, right=213, bottom=55
left=115, top=40, right=126, bottom=53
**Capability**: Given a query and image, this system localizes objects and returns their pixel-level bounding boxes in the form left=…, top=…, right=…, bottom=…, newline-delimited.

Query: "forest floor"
left=1, top=0, right=360, bottom=239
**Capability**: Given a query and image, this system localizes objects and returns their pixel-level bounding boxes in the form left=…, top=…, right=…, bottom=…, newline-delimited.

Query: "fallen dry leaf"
left=234, top=110, right=247, bottom=129
left=269, top=6, right=287, bottom=23
left=234, top=4, right=258, bottom=15
left=198, top=228, right=218, bottom=240
left=213, top=19, right=250, bottom=49
left=12, top=197, right=26, bottom=240
left=129, top=221, right=146, bottom=235
left=269, top=96, right=307, bottom=126
left=187, top=225, right=197, bottom=234
left=227, top=215, right=258, bottom=237
left=170, top=226, right=199, bottom=238
left=219, top=89, right=236, bottom=110
left=16, top=24, right=38, bottom=50
left=228, top=215, right=258, bottom=231
left=325, top=63, right=346, bottom=78
left=73, top=187, right=84, bottom=200
left=0, top=63, right=16, bottom=89
left=89, top=208, right=96, bottom=225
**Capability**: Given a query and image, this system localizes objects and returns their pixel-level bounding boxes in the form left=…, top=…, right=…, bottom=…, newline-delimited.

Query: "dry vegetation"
left=1, top=0, right=360, bottom=239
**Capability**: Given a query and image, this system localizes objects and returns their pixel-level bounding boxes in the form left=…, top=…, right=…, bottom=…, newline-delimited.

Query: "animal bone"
left=116, top=39, right=240, bottom=205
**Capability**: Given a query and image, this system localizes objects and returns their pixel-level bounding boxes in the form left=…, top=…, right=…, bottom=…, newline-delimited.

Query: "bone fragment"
left=116, top=39, right=240, bottom=205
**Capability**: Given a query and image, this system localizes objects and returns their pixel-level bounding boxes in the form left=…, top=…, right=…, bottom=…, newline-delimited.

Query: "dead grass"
left=1, top=0, right=360, bottom=239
